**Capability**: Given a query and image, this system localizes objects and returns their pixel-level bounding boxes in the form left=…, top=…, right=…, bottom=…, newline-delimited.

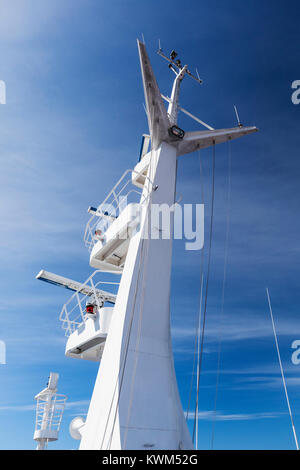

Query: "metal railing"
left=83, top=168, right=154, bottom=252
left=59, top=270, right=119, bottom=337
left=35, top=394, right=67, bottom=432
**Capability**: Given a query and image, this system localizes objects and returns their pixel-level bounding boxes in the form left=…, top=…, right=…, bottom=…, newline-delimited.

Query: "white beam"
left=36, top=270, right=116, bottom=304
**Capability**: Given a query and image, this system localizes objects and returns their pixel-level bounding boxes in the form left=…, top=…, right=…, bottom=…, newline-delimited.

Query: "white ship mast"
left=79, top=41, right=257, bottom=450
left=37, top=40, right=257, bottom=450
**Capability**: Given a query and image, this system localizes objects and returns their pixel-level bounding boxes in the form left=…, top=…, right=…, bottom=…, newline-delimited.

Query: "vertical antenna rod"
left=167, top=64, right=188, bottom=125
left=234, top=105, right=243, bottom=128
left=266, top=287, right=299, bottom=450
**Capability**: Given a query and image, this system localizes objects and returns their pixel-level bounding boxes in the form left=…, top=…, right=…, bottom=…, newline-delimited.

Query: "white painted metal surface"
left=177, top=126, right=257, bottom=156
left=89, top=203, right=141, bottom=272
left=36, top=269, right=117, bottom=303
left=81, top=139, right=191, bottom=449
left=132, top=151, right=151, bottom=188
left=36, top=39, right=258, bottom=450
left=79, top=40, right=257, bottom=450
left=161, top=94, right=215, bottom=130
left=33, top=373, right=67, bottom=450
left=65, top=306, right=114, bottom=362
left=57, top=271, right=119, bottom=361
left=70, top=417, right=86, bottom=440
left=84, top=168, right=152, bottom=254
left=59, top=271, right=118, bottom=336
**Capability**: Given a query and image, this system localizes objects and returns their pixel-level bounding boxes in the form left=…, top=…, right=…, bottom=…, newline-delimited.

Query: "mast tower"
left=77, top=41, right=257, bottom=450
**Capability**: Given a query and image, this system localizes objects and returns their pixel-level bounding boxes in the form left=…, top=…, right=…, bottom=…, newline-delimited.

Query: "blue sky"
left=0, top=0, right=300, bottom=450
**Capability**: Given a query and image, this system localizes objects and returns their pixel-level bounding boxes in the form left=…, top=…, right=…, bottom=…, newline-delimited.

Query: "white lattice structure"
left=33, top=373, right=67, bottom=450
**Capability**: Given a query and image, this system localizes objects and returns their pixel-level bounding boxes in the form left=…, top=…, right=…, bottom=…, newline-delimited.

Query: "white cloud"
left=0, top=1, right=71, bottom=41
left=172, top=310, right=300, bottom=344
left=186, top=410, right=286, bottom=421
left=0, top=399, right=90, bottom=413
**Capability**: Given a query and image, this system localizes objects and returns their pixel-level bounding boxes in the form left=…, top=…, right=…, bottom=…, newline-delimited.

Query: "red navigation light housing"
left=86, top=304, right=95, bottom=314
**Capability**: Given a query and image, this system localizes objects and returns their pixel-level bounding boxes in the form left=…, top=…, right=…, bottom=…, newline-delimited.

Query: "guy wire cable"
left=192, top=142, right=216, bottom=444
left=186, top=150, right=205, bottom=422
left=266, top=287, right=299, bottom=451
left=211, top=139, right=232, bottom=449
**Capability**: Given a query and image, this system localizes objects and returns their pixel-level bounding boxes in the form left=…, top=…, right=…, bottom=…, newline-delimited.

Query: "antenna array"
left=157, top=44, right=203, bottom=84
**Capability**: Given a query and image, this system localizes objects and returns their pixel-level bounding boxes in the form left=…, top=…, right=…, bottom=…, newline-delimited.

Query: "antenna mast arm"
left=176, top=126, right=258, bottom=156
left=137, top=40, right=171, bottom=148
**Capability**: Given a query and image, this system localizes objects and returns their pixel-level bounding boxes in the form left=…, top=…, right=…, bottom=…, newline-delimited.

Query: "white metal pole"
left=167, top=66, right=187, bottom=125
left=36, top=440, right=45, bottom=451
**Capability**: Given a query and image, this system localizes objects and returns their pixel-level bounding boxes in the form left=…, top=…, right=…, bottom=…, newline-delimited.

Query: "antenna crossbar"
left=36, top=269, right=116, bottom=304
left=157, top=48, right=203, bottom=84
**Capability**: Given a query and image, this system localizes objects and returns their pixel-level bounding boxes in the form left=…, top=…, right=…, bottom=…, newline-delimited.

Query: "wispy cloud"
left=186, top=410, right=286, bottom=421
left=228, top=375, right=300, bottom=391
left=0, top=404, right=36, bottom=412
left=172, top=310, right=300, bottom=344
left=0, top=399, right=90, bottom=413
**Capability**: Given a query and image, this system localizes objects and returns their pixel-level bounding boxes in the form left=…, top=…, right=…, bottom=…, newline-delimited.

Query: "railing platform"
left=84, top=168, right=153, bottom=254
left=59, top=271, right=119, bottom=361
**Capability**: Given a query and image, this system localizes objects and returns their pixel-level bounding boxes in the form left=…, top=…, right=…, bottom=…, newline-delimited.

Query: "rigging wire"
left=266, top=287, right=299, bottom=451
left=185, top=326, right=199, bottom=420
left=195, top=273, right=204, bottom=449
left=192, top=142, right=216, bottom=444
left=211, top=140, right=232, bottom=449
left=185, top=151, right=205, bottom=422
left=185, top=272, right=204, bottom=422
